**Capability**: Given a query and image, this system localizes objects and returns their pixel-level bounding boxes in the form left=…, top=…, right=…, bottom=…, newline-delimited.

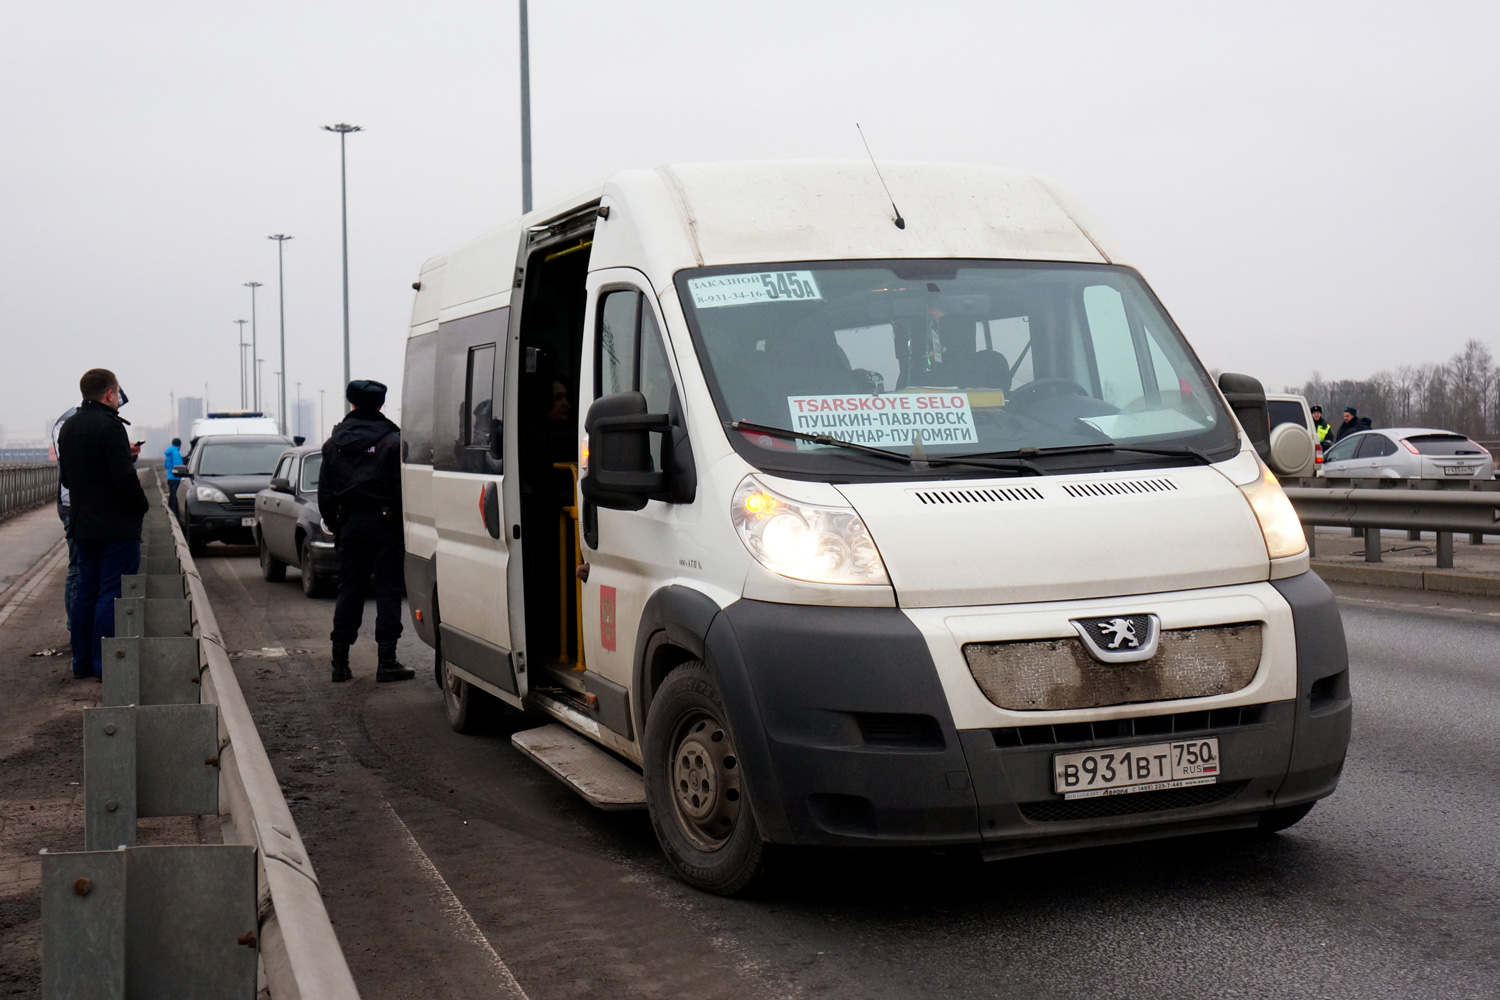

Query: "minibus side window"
left=598, top=291, right=639, bottom=397
left=465, top=344, right=497, bottom=449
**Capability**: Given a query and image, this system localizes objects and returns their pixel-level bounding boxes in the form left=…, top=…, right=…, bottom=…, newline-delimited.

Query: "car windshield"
left=676, top=260, right=1236, bottom=478
left=1405, top=434, right=1483, bottom=456
left=300, top=455, right=322, bottom=491
left=196, top=442, right=288, bottom=476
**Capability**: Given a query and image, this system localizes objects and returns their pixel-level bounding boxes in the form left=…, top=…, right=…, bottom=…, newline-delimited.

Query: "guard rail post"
left=41, top=474, right=360, bottom=999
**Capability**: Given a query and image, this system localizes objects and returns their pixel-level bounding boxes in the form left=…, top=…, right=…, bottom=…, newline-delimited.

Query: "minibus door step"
left=511, top=724, right=646, bottom=811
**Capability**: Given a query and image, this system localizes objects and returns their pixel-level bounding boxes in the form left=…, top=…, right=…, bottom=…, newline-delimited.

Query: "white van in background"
left=189, top=411, right=282, bottom=445
left=400, top=161, right=1351, bottom=895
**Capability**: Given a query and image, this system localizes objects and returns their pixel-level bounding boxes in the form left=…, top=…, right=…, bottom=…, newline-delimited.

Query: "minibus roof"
left=414, top=161, right=1131, bottom=325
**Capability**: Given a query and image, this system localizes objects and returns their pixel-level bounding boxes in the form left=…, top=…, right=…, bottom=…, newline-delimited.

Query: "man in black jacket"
left=57, top=369, right=149, bottom=680
left=319, top=380, right=414, bottom=683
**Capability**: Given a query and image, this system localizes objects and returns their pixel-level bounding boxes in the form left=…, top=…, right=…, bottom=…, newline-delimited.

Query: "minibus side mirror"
left=1217, top=372, right=1271, bottom=463
left=172, top=465, right=189, bottom=478
left=581, top=392, right=669, bottom=511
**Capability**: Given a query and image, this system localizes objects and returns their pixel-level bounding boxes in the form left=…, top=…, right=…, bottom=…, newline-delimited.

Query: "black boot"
left=376, top=641, right=414, bottom=683
left=331, top=642, right=352, bottom=683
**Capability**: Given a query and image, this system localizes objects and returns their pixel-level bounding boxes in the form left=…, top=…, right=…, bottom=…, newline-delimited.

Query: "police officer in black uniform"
left=318, top=380, right=414, bottom=683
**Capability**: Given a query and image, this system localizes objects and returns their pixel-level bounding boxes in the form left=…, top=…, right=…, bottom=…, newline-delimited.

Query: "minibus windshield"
left=676, top=260, right=1239, bottom=479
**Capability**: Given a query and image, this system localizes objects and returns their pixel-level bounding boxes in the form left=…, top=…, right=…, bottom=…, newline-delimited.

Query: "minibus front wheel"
left=643, top=662, right=769, bottom=896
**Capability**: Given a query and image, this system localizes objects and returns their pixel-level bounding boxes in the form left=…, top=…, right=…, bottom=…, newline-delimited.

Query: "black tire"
left=300, top=540, right=333, bottom=598
left=1259, top=801, right=1316, bottom=834
left=187, top=530, right=207, bottom=558
left=440, top=656, right=496, bottom=733
left=642, top=662, right=769, bottom=896
left=258, top=532, right=287, bottom=582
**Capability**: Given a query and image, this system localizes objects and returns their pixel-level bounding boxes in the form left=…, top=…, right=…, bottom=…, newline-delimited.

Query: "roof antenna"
left=856, top=123, right=905, bottom=230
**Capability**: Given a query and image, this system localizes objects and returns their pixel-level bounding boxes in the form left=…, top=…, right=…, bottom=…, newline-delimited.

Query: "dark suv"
left=173, top=434, right=292, bottom=555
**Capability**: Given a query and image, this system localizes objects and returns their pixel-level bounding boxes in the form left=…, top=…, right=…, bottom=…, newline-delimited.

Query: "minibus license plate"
left=241, top=517, right=256, bottom=527
left=1053, top=738, right=1220, bottom=799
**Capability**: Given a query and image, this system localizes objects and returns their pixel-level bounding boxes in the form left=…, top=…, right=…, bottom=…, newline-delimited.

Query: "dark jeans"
left=58, top=505, right=79, bottom=631
left=71, top=538, right=141, bottom=678
left=168, top=479, right=180, bottom=509
left=330, top=509, right=404, bottom=646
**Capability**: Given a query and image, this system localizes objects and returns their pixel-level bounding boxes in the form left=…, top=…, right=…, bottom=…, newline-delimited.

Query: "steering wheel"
left=1007, top=378, right=1090, bottom=402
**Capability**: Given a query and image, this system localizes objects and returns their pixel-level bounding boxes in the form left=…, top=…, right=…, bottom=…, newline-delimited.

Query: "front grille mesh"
left=1019, top=781, right=1246, bottom=822
left=964, top=623, right=1262, bottom=711
left=992, top=703, right=1267, bottom=749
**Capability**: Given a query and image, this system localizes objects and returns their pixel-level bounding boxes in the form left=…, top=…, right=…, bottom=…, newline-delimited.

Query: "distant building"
left=294, top=399, right=316, bottom=442
left=177, top=396, right=203, bottom=442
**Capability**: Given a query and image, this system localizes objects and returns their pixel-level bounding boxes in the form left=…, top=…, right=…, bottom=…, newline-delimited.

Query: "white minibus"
left=401, top=162, right=1350, bottom=894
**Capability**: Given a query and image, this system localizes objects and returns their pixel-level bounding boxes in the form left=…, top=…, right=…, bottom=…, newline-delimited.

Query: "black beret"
left=346, top=379, right=388, bottom=408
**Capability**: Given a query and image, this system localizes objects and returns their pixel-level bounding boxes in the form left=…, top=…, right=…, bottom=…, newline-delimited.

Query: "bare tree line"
left=1288, top=339, right=1499, bottom=439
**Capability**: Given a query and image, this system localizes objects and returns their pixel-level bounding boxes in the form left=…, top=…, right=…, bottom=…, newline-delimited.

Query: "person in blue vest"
left=164, top=437, right=185, bottom=509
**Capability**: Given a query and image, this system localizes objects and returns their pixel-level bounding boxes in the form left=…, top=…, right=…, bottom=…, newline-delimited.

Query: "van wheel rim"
left=442, top=661, right=463, bottom=711
left=667, top=710, right=741, bottom=852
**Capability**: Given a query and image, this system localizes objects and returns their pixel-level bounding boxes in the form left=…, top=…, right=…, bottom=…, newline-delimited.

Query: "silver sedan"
left=1320, top=427, right=1494, bottom=480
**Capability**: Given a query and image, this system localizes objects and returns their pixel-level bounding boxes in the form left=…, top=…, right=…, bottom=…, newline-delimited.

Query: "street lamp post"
left=244, top=282, right=263, bottom=410
left=519, top=0, right=532, bottom=213
left=256, top=359, right=265, bottom=417
left=321, top=123, right=362, bottom=410
left=234, top=319, right=249, bottom=408
left=269, top=234, right=294, bottom=435
left=319, top=389, right=326, bottom=442
left=295, top=381, right=303, bottom=437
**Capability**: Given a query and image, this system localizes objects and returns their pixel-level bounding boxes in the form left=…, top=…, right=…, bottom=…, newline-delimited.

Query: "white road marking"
left=383, top=801, right=532, bottom=999
left=0, top=542, right=67, bottom=629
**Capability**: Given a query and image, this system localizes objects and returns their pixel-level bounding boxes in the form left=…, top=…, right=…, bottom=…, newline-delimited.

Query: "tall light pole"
left=269, top=234, right=294, bottom=435
left=322, top=122, right=362, bottom=410
left=319, top=389, right=326, bottom=442
left=256, top=359, right=265, bottom=417
left=519, top=0, right=532, bottom=213
left=234, top=319, right=249, bottom=408
left=244, top=281, right=263, bottom=410
left=295, top=381, right=303, bottom=437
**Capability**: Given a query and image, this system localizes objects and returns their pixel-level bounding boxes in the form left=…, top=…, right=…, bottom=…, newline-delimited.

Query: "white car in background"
left=1320, top=428, right=1494, bottom=480
left=1264, top=393, right=1319, bottom=478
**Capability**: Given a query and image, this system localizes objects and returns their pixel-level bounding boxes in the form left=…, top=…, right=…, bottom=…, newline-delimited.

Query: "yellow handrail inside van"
left=544, top=239, right=592, bottom=263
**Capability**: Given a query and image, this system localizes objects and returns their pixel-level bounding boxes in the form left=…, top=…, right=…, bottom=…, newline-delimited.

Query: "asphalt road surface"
left=182, top=550, right=1500, bottom=999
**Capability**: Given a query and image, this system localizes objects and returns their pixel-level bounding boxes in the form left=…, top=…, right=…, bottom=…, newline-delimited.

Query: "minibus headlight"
left=195, top=484, right=230, bottom=503
left=1240, top=465, right=1307, bottom=560
left=731, top=477, right=890, bottom=586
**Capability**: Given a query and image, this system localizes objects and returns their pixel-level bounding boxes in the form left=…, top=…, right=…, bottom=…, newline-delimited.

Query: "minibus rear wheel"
left=440, top=656, right=496, bottom=733
left=643, top=662, right=769, bottom=896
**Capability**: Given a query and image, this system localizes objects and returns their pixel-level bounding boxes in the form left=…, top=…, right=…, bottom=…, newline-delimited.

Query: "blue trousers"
left=59, top=506, right=80, bottom=631
left=71, top=539, right=141, bottom=678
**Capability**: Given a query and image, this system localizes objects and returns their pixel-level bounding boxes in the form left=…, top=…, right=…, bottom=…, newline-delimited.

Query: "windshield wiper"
left=1004, top=442, right=1218, bottom=466
left=730, top=420, right=1044, bottom=475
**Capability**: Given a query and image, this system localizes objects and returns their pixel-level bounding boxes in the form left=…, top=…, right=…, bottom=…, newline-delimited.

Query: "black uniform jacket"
left=318, top=409, right=402, bottom=531
left=57, top=399, right=149, bottom=542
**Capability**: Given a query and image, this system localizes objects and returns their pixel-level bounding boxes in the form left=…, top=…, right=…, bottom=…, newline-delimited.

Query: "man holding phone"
left=57, top=369, right=148, bottom=680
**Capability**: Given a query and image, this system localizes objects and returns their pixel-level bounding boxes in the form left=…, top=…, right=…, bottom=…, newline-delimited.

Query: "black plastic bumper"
left=185, top=505, right=256, bottom=543
left=703, top=574, right=1350, bottom=851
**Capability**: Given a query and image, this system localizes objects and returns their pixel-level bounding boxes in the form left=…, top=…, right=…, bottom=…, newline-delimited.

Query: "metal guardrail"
left=1287, top=486, right=1500, bottom=568
left=40, top=477, right=359, bottom=998
left=0, top=462, right=58, bottom=519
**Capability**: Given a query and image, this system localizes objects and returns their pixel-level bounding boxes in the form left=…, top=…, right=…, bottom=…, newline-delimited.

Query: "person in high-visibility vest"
left=1310, top=404, right=1332, bottom=445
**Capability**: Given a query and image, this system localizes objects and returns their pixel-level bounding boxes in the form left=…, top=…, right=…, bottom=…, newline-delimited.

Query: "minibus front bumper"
left=702, top=573, right=1349, bottom=852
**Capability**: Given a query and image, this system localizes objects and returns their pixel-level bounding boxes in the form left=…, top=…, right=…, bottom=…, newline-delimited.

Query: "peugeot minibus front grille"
left=964, top=623, right=1263, bottom=711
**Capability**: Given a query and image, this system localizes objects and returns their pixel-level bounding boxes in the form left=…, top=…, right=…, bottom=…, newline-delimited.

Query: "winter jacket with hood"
left=318, top=408, right=401, bottom=530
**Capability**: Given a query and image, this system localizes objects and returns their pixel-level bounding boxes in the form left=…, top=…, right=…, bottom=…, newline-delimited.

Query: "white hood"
left=837, top=466, right=1270, bottom=608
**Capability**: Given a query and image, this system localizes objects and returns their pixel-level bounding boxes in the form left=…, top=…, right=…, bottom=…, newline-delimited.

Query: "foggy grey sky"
left=2, top=1, right=1495, bottom=442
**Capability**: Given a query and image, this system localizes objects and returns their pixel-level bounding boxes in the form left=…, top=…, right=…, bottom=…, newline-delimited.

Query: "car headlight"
left=195, top=485, right=230, bottom=503
left=1240, top=464, right=1306, bottom=559
left=731, top=477, right=890, bottom=586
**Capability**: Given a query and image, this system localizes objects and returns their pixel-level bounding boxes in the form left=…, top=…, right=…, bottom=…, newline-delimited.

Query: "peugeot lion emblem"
left=1071, top=613, right=1161, bottom=664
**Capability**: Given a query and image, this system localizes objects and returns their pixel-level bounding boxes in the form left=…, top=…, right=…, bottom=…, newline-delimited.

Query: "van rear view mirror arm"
left=581, top=392, right=676, bottom=511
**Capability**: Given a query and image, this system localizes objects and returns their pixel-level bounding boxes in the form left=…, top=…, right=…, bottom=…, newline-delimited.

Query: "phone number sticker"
left=687, top=271, right=823, bottom=309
